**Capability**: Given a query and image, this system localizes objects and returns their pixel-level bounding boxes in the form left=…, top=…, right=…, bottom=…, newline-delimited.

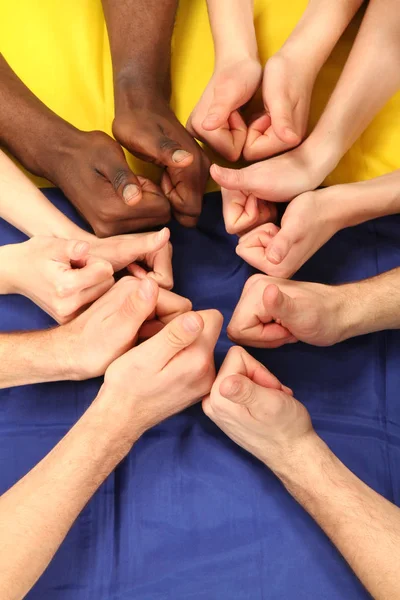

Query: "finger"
left=54, top=240, right=90, bottom=265
left=238, top=222, right=280, bottom=245
left=210, top=163, right=256, bottom=193
left=160, top=171, right=200, bottom=228
left=76, top=276, right=115, bottom=308
left=263, top=283, right=295, bottom=325
left=219, top=374, right=263, bottom=407
left=265, top=94, right=301, bottom=147
left=147, top=243, right=174, bottom=289
left=202, top=80, right=243, bottom=131
left=138, top=289, right=192, bottom=339
left=221, top=187, right=257, bottom=235
left=266, top=229, right=295, bottom=265
left=135, top=311, right=205, bottom=371
left=109, top=278, right=159, bottom=340
left=98, top=153, right=143, bottom=207
left=218, top=346, right=288, bottom=392
left=62, top=257, right=114, bottom=294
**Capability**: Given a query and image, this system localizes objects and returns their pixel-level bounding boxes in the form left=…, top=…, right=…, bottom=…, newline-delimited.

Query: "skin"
left=227, top=270, right=400, bottom=349
left=243, top=0, right=364, bottom=160
left=0, top=277, right=193, bottom=387
left=236, top=169, right=400, bottom=278
left=204, top=346, right=400, bottom=600
left=211, top=0, right=400, bottom=234
left=0, top=55, right=170, bottom=237
left=0, top=305, right=223, bottom=600
left=102, top=0, right=210, bottom=227
left=187, top=0, right=262, bottom=162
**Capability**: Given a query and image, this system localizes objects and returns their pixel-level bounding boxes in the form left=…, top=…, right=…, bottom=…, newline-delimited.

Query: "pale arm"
left=305, top=0, right=400, bottom=173
left=0, top=392, right=136, bottom=600
left=206, top=0, right=258, bottom=63
left=277, top=434, right=400, bottom=600
left=0, top=151, right=89, bottom=239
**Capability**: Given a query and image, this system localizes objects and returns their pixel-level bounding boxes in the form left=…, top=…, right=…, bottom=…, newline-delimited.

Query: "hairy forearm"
left=102, top=0, right=178, bottom=97
left=0, top=326, right=74, bottom=388
left=307, top=0, right=400, bottom=170
left=0, top=391, right=137, bottom=600
left=280, top=0, right=364, bottom=79
left=206, top=0, right=258, bottom=64
left=275, top=434, right=400, bottom=600
left=0, top=55, right=78, bottom=180
left=0, top=151, right=86, bottom=239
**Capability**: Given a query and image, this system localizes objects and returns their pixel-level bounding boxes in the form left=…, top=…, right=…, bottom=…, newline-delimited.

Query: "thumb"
left=219, top=374, right=261, bottom=407
left=202, top=80, right=242, bottom=131
left=99, top=155, right=143, bottom=207
left=266, top=230, right=294, bottom=265
left=210, top=164, right=254, bottom=192
left=262, top=284, right=294, bottom=325
left=266, top=96, right=300, bottom=146
left=56, top=239, right=90, bottom=265
left=116, top=277, right=159, bottom=326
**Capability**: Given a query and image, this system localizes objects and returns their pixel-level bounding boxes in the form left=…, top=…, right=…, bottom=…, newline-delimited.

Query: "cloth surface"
left=1, top=1, right=400, bottom=191
left=1, top=189, right=399, bottom=599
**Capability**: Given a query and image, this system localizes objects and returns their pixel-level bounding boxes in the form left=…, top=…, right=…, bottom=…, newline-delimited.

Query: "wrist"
left=114, top=68, right=171, bottom=110
left=299, top=131, right=343, bottom=188
left=0, top=243, right=25, bottom=295
left=91, top=383, right=145, bottom=447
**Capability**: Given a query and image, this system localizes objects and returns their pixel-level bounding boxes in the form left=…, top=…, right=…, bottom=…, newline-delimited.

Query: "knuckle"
left=112, top=168, right=130, bottom=192
left=166, top=326, right=187, bottom=349
left=195, top=355, right=211, bottom=380
left=226, top=322, right=240, bottom=341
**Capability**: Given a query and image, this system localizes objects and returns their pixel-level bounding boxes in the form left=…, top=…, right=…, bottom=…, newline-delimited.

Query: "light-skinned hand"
left=228, top=274, right=351, bottom=348
left=202, top=346, right=313, bottom=471
left=187, top=57, right=262, bottom=162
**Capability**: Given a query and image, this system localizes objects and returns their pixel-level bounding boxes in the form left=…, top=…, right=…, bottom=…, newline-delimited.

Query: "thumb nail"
left=123, top=184, right=140, bottom=203
left=267, top=247, right=282, bottom=264
left=204, top=114, right=219, bottom=124
left=73, top=241, right=89, bottom=256
left=172, top=150, right=192, bottom=163
left=138, top=278, right=155, bottom=301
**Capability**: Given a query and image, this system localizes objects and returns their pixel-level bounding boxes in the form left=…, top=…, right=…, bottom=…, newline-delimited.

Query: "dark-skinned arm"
left=0, top=53, right=170, bottom=236
left=102, top=0, right=210, bottom=227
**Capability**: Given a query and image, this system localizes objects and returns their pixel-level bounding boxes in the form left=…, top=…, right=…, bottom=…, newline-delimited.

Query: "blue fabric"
left=1, top=188, right=399, bottom=599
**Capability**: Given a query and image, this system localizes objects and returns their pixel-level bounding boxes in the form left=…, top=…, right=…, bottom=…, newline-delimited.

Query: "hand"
left=61, top=276, right=194, bottom=380
left=113, top=95, right=210, bottom=227
left=46, top=129, right=171, bottom=237
left=243, top=52, right=314, bottom=161
left=187, top=57, right=262, bottom=161
left=203, top=346, right=313, bottom=471
left=236, top=190, right=341, bottom=278
left=227, top=274, right=351, bottom=348
left=221, top=187, right=278, bottom=236
left=5, top=237, right=115, bottom=324
left=211, top=144, right=323, bottom=206
left=87, top=227, right=174, bottom=289
left=101, top=308, right=224, bottom=437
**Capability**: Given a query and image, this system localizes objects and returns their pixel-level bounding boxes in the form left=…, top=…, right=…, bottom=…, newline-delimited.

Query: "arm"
left=204, top=346, right=400, bottom=600
left=279, top=436, right=400, bottom=600
left=0, top=54, right=169, bottom=236
left=0, top=305, right=222, bottom=599
left=227, top=268, right=400, bottom=350
left=102, top=0, right=210, bottom=227
left=0, top=151, right=86, bottom=239
left=243, top=0, right=364, bottom=160
left=187, top=0, right=262, bottom=161
left=212, top=0, right=400, bottom=207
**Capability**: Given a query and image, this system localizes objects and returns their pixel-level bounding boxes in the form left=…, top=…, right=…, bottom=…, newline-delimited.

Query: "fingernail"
left=123, top=184, right=140, bottom=203
left=138, top=278, right=155, bottom=300
left=157, top=228, right=167, bottom=242
left=183, top=313, right=201, bottom=332
left=267, top=247, right=282, bottom=264
left=224, top=379, right=242, bottom=397
left=204, top=114, right=219, bottom=124
left=74, top=241, right=89, bottom=255
left=172, top=150, right=192, bottom=163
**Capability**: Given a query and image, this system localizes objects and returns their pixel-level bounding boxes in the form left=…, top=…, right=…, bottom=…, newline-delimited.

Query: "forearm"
left=0, top=391, right=137, bottom=600
left=324, top=169, right=400, bottom=231
left=0, top=325, right=76, bottom=388
left=0, top=151, right=87, bottom=239
left=102, top=0, right=178, bottom=99
left=275, top=434, right=400, bottom=600
left=206, top=0, right=258, bottom=64
left=0, top=55, right=79, bottom=181
left=306, top=0, right=400, bottom=171
left=280, top=0, right=363, bottom=79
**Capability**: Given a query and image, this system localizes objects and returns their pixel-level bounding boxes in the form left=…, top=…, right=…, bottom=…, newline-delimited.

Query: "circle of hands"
left=28, top=50, right=346, bottom=467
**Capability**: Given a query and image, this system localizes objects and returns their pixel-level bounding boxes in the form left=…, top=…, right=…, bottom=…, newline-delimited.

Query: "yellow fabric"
left=1, top=0, right=400, bottom=193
